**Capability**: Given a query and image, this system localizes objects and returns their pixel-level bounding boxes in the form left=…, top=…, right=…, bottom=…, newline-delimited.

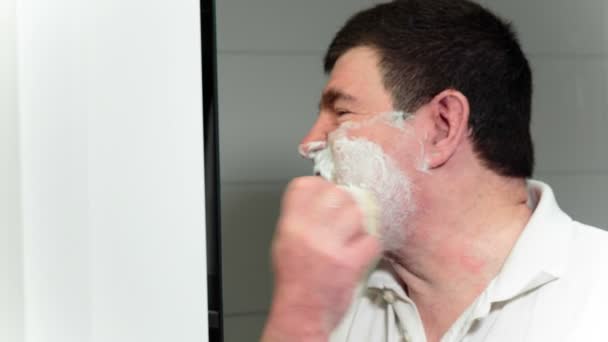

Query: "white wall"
left=16, top=0, right=208, bottom=341
left=0, top=0, right=24, bottom=340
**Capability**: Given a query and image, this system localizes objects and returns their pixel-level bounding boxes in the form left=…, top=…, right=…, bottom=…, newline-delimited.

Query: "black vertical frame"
left=201, top=0, right=223, bottom=341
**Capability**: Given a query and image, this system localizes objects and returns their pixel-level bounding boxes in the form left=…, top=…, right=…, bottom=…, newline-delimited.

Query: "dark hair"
left=324, top=0, right=534, bottom=178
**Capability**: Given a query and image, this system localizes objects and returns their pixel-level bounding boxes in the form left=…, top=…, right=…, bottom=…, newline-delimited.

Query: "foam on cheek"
left=360, top=110, right=411, bottom=129
left=377, top=111, right=430, bottom=173
left=329, top=135, right=414, bottom=251
left=305, top=111, right=428, bottom=250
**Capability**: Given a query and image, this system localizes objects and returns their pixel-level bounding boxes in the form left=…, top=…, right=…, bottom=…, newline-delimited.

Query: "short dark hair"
left=324, top=0, right=534, bottom=178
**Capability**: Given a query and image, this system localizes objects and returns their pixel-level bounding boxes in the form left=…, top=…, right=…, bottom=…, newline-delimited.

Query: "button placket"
left=382, top=288, right=412, bottom=342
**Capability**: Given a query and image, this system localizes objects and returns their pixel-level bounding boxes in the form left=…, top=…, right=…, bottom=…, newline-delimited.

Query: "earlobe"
left=424, top=90, right=470, bottom=170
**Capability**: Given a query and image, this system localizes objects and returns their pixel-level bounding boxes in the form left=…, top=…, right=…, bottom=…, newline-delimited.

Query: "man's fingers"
left=345, top=234, right=382, bottom=272
left=281, top=176, right=324, bottom=215
left=278, top=175, right=380, bottom=263
left=326, top=202, right=366, bottom=242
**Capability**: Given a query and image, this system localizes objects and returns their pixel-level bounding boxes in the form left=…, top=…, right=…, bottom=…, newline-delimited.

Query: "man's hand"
left=261, top=177, right=381, bottom=342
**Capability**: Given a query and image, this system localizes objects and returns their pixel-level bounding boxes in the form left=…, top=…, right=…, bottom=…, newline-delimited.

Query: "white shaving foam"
left=313, top=148, right=336, bottom=181
left=346, top=110, right=407, bottom=129
left=417, top=139, right=431, bottom=173
left=379, top=111, right=429, bottom=173
left=300, top=141, right=336, bottom=181
left=330, top=136, right=414, bottom=251
left=299, top=111, right=430, bottom=251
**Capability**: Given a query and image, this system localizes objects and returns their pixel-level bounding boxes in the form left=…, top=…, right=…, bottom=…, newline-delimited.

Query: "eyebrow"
left=318, top=88, right=357, bottom=111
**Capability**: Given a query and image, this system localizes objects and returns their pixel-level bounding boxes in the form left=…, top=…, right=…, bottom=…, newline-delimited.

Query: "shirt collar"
left=489, top=179, right=574, bottom=302
left=367, top=260, right=410, bottom=301
left=366, top=179, right=575, bottom=306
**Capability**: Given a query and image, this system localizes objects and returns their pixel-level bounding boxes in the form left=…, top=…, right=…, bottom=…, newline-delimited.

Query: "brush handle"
left=339, top=185, right=380, bottom=237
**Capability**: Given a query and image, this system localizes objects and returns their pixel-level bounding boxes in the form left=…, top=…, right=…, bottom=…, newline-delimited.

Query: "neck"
left=387, top=168, right=532, bottom=341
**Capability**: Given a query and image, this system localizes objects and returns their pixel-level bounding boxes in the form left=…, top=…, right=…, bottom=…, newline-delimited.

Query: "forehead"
left=323, top=46, right=394, bottom=111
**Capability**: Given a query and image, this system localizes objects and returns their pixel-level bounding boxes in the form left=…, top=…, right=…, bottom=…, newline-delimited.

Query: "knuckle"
left=339, top=188, right=359, bottom=207
left=317, top=190, right=343, bottom=210
left=332, top=187, right=352, bottom=203
left=318, top=185, right=352, bottom=209
left=344, top=205, right=364, bottom=223
left=287, top=176, right=320, bottom=192
left=287, top=177, right=308, bottom=190
left=277, top=216, right=301, bottom=236
left=333, top=253, right=361, bottom=273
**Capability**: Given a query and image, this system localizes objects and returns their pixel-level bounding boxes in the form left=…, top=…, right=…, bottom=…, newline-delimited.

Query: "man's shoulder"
left=526, top=220, right=608, bottom=339
left=569, top=220, right=608, bottom=259
left=562, top=222, right=608, bottom=339
left=559, top=220, right=608, bottom=288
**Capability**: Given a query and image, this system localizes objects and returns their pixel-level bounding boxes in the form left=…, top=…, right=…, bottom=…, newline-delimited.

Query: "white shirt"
left=330, top=180, right=608, bottom=342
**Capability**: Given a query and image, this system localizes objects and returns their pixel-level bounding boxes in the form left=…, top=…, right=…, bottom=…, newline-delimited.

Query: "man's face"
left=299, top=46, right=429, bottom=250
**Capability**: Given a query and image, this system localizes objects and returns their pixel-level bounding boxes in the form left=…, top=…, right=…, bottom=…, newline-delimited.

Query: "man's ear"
left=424, top=89, right=470, bottom=169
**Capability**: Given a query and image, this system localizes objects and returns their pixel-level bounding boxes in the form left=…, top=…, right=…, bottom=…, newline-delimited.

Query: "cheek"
left=339, top=114, right=418, bottom=151
left=387, top=139, right=428, bottom=174
left=329, top=137, right=409, bottom=199
left=326, top=113, right=429, bottom=183
left=375, top=126, right=429, bottom=173
left=350, top=128, right=424, bottom=173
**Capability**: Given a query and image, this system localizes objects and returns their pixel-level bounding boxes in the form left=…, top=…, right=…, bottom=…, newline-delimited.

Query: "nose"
left=298, top=115, right=334, bottom=158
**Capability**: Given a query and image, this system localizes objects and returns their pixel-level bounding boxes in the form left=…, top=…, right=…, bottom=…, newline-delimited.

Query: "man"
left=262, top=1, right=608, bottom=341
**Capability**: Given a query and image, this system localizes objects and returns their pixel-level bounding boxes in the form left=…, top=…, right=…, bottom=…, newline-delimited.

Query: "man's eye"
left=336, top=109, right=352, bottom=116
